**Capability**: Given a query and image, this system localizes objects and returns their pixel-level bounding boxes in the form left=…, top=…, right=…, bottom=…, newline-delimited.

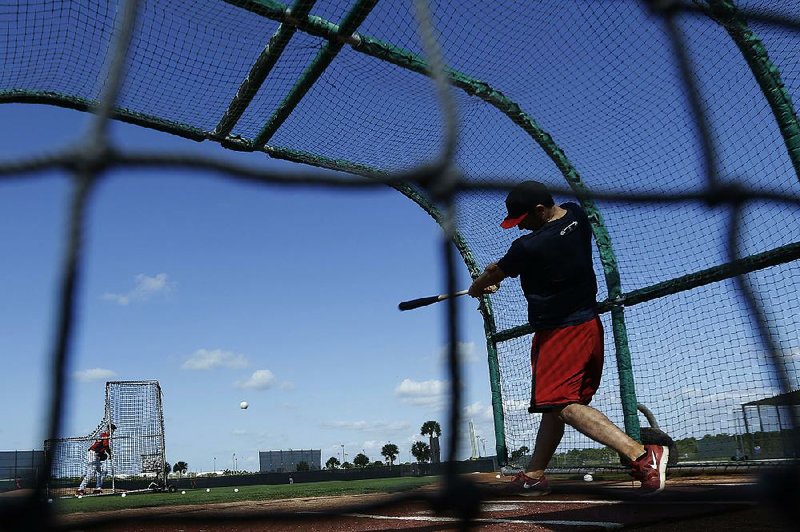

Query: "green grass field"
left=54, top=476, right=439, bottom=514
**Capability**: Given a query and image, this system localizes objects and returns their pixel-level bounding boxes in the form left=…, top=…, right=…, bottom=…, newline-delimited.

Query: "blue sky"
left=3, top=98, right=798, bottom=473
left=2, top=1, right=800, bottom=474
left=0, top=102, right=502, bottom=472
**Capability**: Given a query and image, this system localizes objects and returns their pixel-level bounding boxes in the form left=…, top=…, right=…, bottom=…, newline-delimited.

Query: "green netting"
left=2, top=0, right=799, bottom=477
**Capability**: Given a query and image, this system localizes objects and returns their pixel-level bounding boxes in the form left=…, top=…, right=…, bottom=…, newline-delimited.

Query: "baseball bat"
left=398, top=289, right=469, bottom=311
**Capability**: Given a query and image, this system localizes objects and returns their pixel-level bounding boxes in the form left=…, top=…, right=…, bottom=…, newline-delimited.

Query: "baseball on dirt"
left=583, top=473, right=593, bottom=482
left=240, top=401, right=248, bottom=409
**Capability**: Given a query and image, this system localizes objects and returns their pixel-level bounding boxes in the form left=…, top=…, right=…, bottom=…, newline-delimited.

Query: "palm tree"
left=420, top=421, right=442, bottom=440
left=510, top=446, right=530, bottom=461
left=172, top=461, right=188, bottom=480
left=325, top=456, right=340, bottom=470
left=420, top=421, right=442, bottom=462
left=381, top=443, right=399, bottom=466
left=411, top=441, right=431, bottom=463
left=353, top=453, right=369, bottom=468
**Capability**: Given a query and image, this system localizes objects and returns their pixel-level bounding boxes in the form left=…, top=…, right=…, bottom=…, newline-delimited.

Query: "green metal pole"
left=492, top=236, right=800, bottom=386
left=213, top=0, right=318, bottom=139
left=262, top=145, right=510, bottom=460
left=353, top=35, right=641, bottom=439
left=707, top=0, right=800, bottom=182
left=253, top=0, right=378, bottom=147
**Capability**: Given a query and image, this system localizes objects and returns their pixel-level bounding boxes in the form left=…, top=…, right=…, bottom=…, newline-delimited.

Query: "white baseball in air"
left=240, top=401, right=248, bottom=409
left=206, top=488, right=210, bottom=492
left=583, top=474, right=593, bottom=482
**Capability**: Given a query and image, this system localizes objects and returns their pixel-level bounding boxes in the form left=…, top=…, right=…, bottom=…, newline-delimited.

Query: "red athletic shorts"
left=528, top=315, right=603, bottom=413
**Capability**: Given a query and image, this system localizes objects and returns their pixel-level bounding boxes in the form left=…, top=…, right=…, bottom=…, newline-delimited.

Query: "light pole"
left=213, top=457, right=216, bottom=473
left=232, top=453, right=236, bottom=472
left=340, top=444, right=344, bottom=464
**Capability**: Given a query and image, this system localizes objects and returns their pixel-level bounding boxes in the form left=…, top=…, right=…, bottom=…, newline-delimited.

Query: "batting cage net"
left=43, top=381, right=166, bottom=496
left=1, top=0, right=799, bottom=528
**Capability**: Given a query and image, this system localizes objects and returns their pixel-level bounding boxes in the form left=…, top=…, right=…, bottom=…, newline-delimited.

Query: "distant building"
left=259, top=450, right=321, bottom=472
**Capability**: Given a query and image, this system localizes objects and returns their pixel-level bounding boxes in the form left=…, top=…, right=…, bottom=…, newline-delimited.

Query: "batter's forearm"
left=469, top=263, right=506, bottom=297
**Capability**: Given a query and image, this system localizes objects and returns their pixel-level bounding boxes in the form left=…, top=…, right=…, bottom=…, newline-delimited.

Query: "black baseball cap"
left=500, top=181, right=554, bottom=229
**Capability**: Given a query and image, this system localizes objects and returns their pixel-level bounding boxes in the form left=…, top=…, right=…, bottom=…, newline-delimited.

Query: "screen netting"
left=1, top=0, right=799, bottom=528
left=44, top=381, right=166, bottom=496
left=44, top=427, right=108, bottom=497
left=105, top=381, right=166, bottom=481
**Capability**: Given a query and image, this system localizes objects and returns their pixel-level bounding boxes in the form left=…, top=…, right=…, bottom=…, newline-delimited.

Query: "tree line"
left=324, top=421, right=441, bottom=470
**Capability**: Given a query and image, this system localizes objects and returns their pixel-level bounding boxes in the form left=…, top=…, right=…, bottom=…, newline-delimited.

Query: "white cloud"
left=102, top=273, right=174, bottom=306
left=74, top=368, right=117, bottom=382
left=464, top=401, right=494, bottom=422
left=502, top=398, right=530, bottom=413
left=322, top=420, right=410, bottom=432
left=676, top=386, right=703, bottom=399
left=235, top=370, right=277, bottom=390
left=362, top=440, right=383, bottom=452
left=394, top=378, right=448, bottom=407
left=591, top=389, right=618, bottom=404
left=325, top=444, right=347, bottom=458
left=704, top=389, right=777, bottom=406
left=439, top=342, right=479, bottom=363
left=182, top=349, right=249, bottom=370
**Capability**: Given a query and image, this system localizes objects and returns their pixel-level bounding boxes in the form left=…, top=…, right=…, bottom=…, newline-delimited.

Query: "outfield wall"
left=0, top=450, right=45, bottom=492
left=158, top=457, right=498, bottom=491
left=258, top=449, right=321, bottom=472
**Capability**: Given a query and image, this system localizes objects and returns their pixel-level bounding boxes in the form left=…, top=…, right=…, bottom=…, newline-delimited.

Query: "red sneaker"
left=506, top=472, right=551, bottom=496
left=630, top=444, right=669, bottom=495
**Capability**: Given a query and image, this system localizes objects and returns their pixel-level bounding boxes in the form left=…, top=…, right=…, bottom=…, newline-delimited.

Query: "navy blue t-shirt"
left=497, top=202, right=598, bottom=331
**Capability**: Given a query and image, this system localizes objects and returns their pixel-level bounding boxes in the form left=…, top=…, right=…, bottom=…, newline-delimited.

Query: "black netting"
left=1, top=0, right=799, bottom=528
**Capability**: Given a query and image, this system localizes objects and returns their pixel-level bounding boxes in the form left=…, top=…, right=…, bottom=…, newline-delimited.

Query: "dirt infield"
left=47, top=473, right=795, bottom=531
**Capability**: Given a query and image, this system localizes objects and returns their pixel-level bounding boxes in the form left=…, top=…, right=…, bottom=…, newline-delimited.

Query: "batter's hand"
left=468, top=283, right=499, bottom=297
